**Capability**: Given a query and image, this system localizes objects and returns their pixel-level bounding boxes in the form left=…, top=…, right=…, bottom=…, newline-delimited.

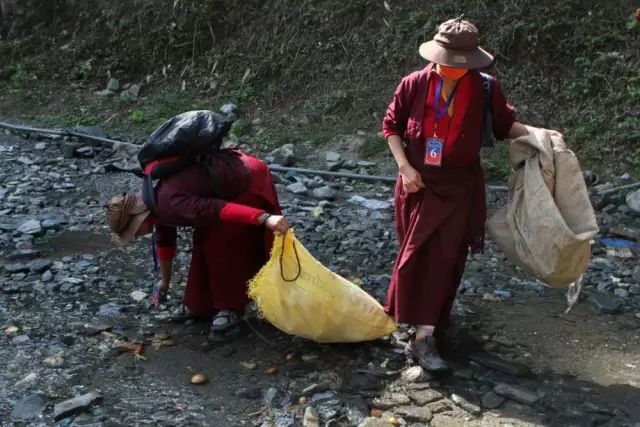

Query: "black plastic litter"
left=137, top=110, right=232, bottom=170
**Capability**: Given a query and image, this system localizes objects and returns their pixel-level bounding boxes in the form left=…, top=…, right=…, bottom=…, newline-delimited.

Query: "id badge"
left=424, top=138, right=443, bottom=167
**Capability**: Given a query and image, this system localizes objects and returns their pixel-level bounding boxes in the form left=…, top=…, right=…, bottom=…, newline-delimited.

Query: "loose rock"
left=493, top=383, right=539, bottom=405
left=401, top=366, right=432, bottom=384
left=481, top=391, right=505, bottom=409
left=17, top=219, right=42, bottom=235
left=11, top=394, right=46, bottom=421
left=54, top=391, right=102, bottom=421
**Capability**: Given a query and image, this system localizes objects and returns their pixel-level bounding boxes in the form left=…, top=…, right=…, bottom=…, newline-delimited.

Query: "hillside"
left=1, top=0, right=638, bottom=178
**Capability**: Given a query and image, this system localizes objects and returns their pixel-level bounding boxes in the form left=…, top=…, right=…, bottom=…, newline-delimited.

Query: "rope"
left=279, top=234, right=301, bottom=282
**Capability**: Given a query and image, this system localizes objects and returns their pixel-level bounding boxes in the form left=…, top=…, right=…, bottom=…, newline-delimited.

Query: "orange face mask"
left=437, top=65, right=468, bottom=80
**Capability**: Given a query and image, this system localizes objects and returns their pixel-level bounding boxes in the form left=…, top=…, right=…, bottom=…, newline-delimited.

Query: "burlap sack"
left=486, top=129, right=598, bottom=287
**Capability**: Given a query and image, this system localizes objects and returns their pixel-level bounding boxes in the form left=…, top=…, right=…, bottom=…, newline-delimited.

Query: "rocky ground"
left=1, top=129, right=640, bottom=427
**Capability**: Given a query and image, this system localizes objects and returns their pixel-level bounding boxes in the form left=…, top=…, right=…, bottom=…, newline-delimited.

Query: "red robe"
left=382, top=65, right=516, bottom=327
left=151, top=150, right=281, bottom=316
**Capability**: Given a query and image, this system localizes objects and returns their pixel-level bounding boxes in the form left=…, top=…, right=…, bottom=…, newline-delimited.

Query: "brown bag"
left=486, top=130, right=598, bottom=288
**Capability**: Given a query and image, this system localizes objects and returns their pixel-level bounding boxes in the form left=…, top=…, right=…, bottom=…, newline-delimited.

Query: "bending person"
left=106, top=148, right=288, bottom=334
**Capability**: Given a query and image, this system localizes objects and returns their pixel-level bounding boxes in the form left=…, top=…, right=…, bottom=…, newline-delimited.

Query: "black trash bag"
left=137, top=110, right=232, bottom=169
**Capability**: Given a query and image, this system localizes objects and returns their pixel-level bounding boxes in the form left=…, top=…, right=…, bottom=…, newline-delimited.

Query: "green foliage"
left=229, top=119, right=251, bottom=138
left=129, top=108, right=148, bottom=124
left=72, top=60, right=93, bottom=80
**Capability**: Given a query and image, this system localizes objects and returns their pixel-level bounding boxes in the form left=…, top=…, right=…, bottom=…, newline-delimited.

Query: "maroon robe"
left=153, top=150, right=281, bottom=316
left=382, top=65, right=516, bottom=327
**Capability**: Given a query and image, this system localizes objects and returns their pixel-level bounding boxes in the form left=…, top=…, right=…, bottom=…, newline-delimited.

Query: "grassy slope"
left=0, top=0, right=638, bottom=179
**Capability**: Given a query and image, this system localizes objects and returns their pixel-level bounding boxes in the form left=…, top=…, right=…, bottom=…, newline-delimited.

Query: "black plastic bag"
left=137, top=110, right=231, bottom=168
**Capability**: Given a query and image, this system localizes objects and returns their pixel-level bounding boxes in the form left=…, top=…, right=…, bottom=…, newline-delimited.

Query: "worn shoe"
left=210, top=310, right=240, bottom=332
left=408, top=336, right=448, bottom=372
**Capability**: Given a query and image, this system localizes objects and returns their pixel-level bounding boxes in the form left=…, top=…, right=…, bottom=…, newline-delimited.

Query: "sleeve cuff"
left=220, top=202, right=266, bottom=225
left=157, top=245, right=176, bottom=261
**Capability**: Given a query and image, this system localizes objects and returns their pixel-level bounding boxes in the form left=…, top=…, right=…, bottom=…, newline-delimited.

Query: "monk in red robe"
left=106, top=149, right=289, bottom=334
left=383, top=18, right=560, bottom=371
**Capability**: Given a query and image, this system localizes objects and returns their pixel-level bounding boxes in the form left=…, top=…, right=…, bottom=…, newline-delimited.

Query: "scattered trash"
left=565, top=276, right=583, bottom=314
left=190, top=374, right=207, bottom=385
left=240, top=361, right=257, bottom=370
left=600, top=238, right=640, bottom=248
left=5, top=325, right=19, bottom=336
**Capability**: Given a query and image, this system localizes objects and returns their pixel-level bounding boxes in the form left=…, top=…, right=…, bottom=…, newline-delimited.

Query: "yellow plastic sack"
left=248, top=230, right=397, bottom=343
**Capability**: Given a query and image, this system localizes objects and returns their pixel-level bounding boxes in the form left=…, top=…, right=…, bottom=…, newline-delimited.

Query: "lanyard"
left=432, top=77, right=460, bottom=137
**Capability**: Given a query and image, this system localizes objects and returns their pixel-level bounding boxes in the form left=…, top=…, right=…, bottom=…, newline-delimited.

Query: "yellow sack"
left=248, top=230, right=397, bottom=343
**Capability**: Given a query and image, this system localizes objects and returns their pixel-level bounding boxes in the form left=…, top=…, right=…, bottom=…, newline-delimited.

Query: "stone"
left=302, top=381, right=332, bottom=396
left=271, top=144, right=295, bottom=166
left=286, top=182, right=308, bottom=195
left=130, top=290, right=148, bottom=302
left=451, top=393, right=481, bottom=415
left=303, top=406, right=320, bottom=427
left=310, top=391, right=335, bottom=402
left=481, top=391, right=505, bottom=409
left=107, top=78, right=120, bottom=92
left=4, top=263, right=29, bottom=274
left=98, top=302, right=121, bottom=317
left=394, top=406, right=433, bottom=422
left=11, top=394, right=46, bottom=421
left=54, top=391, right=102, bottom=421
left=470, top=353, right=531, bottom=377
left=12, top=334, right=30, bottom=344
left=626, top=189, right=640, bottom=212
left=426, top=400, right=451, bottom=414
left=453, top=368, right=474, bottom=380
left=315, top=400, right=342, bottom=420
left=272, top=409, right=295, bottom=427
left=401, top=366, right=432, bottom=383
left=614, top=288, right=629, bottom=298
left=220, top=103, right=238, bottom=115
left=35, top=142, right=47, bottom=150
left=95, top=89, right=114, bottom=96
left=75, top=146, right=97, bottom=158
left=40, top=270, right=53, bottom=283
left=325, top=151, right=342, bottom=163
left=358, top=418, right=395, bottom=427
left=120, top=84, right=141, bottom=101
left=29, top=259, right=52, bottom=273
left=17, top=219, right=42, bottom=235
left=311, top=186, right=337, bottom=200
left=14, top=373, right=38, bottom=390
left=7, top=249, right=41, bottom=260
left=344, top=399, right=369, bottom=425
left=408, top=389, right=443, bottom=405
left=591, top=294, right=622, bottom=314
left=633, top=265, right=640, bottom=285
left=493, top=383, right=539, bottom=405
left=263, top=387, right=282, bottom=406
left=42, top=219, right=62, bottom=229
left=43, top=354, right=64, bottom=367
left=390, top=393, right=411, bottom=405
left=370, top=397, right=396, bottom=410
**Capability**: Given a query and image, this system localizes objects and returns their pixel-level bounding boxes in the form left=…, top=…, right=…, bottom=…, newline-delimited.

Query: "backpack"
left=479, top=72, right=495, bottom=148
left=136, top=110, right=234, bottom=215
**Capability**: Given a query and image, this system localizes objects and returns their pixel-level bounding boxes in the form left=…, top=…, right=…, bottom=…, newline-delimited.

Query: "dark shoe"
left=408, top=337, right=448, bottom=372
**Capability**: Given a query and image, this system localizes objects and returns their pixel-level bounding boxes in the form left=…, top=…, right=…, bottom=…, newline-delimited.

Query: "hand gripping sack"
left=486, top=129, right=598, bottom=287
left=248, top=230, right=397, bottom=343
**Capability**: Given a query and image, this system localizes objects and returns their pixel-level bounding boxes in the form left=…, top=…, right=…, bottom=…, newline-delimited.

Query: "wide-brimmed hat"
left=105, top=192, right=150, bottom=245
left=419, top=18, right=494, bottom=69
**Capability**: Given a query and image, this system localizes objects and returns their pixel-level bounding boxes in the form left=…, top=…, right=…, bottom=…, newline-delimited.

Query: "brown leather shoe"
left=408, top=336, right=448, bottom=372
